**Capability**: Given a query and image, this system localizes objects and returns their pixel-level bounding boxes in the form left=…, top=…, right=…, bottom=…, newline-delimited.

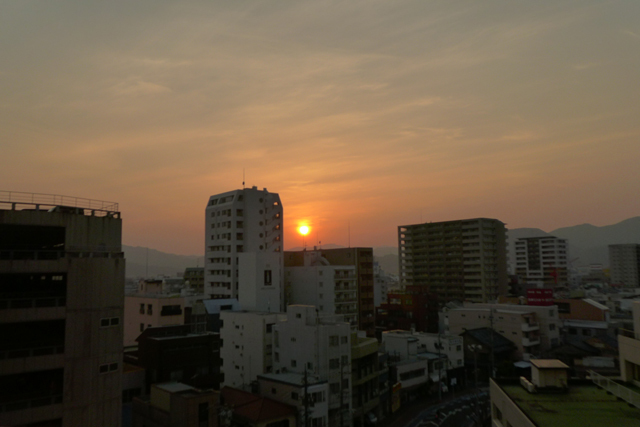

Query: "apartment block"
left=285, top=248, right=375, bottom=336
left=448, top=302, right=561, bottom=360
left=285, top=250, right=358, bottom=329
left=610, top=244, right=640, bottom=288
left=273, top=306, right=352, bottom=427
left=398, top=218, right=508, bottom=304
left=205, top=187, right=283, bottom=311
left=220, top=310, right=286, bottom=389
left=132, top=382, right=220, bottom=427
left=258, top=372, right=329, bottom=427
left=380, top=330, right=449, bottom=400
left=375, top=285, right=439, bottom=335
left=515, top=236, right=569, bottom=289
left=0, top=192, right=124, bottom=427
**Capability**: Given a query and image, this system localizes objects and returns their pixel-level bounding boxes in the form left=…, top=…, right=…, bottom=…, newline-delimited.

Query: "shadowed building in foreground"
left=0, top=191, right=124, bottom=427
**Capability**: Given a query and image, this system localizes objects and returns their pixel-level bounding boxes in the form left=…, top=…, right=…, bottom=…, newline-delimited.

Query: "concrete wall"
left=490, top=380, right=536, bottom=427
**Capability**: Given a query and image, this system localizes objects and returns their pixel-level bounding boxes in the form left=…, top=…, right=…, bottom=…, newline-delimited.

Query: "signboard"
left=527, top=288, right=553, bottom=306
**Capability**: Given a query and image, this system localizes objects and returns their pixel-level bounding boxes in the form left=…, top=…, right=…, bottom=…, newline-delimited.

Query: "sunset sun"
left=298, top=225, right=310, bottom=236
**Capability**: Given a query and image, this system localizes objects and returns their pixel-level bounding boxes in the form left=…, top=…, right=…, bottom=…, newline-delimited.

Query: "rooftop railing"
left=589, top=370, right=640, bottom=408
left=0, top=191, right=119, bottom=217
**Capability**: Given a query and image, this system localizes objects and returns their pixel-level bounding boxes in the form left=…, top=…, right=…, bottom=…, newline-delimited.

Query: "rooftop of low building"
left=497, top=381, right=640, bottom=427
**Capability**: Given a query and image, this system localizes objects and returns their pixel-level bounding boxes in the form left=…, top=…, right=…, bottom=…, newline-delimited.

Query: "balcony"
left=522, top=337, right=540, bottom=347
left=521, top=322, right=539, bottom=332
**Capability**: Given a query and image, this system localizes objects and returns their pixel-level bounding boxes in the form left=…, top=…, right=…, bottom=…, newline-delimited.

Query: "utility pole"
left=436, top=334, right=443, bottom=402
left=489, top=307, right=495, bottom=379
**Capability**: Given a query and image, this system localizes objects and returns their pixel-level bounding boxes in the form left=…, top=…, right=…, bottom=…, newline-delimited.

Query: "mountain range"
left=123, top=217, right=640, bottom=278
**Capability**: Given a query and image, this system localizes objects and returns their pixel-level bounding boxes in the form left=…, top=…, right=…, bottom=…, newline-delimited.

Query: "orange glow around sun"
left=298, top=225, right=310, bottom=236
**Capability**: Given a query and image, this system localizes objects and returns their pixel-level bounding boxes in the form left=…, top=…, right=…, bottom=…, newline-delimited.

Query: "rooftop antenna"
left=242, top=168, right=245, bottom=189
left=348, top=220, right=351, bottom=248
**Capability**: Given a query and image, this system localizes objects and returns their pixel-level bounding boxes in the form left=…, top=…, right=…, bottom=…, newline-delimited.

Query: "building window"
left=100, top=318, right=110, bottom=327
left=330, top=383, right=340, bottom=394
left=329, top=359, right=339, bottom=369
left=140, top=323, right=144, bottom=332
left=160, top=305, right=182, bottom=316
left=264, top=270, right=272, bottom=286
left=341, top=336, right=348, bottom=344
left=330, top=336, right=339, bottom=346
left=291, top=392, right=299, bottom=400
left=275, top=352, right=279, bottom=362
left=139, top=304, right=144, bottom=314
left=341, top=355, right=348, bottom=366
left=147, top=304, right=153, bottom=315
left=291, top=360, right=297, bottom=368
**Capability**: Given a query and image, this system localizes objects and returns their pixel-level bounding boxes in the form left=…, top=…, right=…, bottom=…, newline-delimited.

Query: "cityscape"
left=2, top=2, right=640, bottom=427
left=2, top=188, right=640, bottom=427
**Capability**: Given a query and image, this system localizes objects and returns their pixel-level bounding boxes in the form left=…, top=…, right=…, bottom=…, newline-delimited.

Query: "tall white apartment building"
left=273, top=306, right=352, bottom=427
left=610, top=244, right=640, bottom=288
left=285, top=251, right=358, bottom=329
left=220, top=310, right=286, bottom=389
left=515, top=236, right=569, bottom=289
left=205, top=186, right=283, bottom=311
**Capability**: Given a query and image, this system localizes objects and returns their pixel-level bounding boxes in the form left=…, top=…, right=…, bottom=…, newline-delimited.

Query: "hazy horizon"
left=2, top=1, right=639, bottom=255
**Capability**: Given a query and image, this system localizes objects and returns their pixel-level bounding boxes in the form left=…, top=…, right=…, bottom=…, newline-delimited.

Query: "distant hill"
left=124, top=245, right=203, bottom=278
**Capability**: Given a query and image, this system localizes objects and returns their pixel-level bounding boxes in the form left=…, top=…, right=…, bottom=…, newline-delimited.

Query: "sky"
left=2, top=0, right=639, bottom=255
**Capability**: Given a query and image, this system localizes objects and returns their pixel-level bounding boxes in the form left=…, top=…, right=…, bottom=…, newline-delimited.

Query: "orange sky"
left=2, top=1, right=639, bottom=255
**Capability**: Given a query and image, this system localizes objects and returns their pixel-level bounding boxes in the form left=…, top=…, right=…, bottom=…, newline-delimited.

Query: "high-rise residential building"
left=205, top=186, right=284, bottom=311
left=515, top=236, right=569, bottom=290
left=609, top=244, right=640, bottom=288
left=285, top=250, right=358, bottom=329
left=398, top=218, right=508, bottom=303
left=0, top=191, right=124, bottom=427
left=285, top=247, right=375, bottom=336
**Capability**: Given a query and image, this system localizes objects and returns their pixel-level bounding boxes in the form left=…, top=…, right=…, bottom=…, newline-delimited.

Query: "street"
left=406, top=389, right=490, bottom=427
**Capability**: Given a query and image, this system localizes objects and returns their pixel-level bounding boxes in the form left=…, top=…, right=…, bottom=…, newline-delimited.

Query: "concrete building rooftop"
left=258, top=372, right=326, bottom=386
left=530, top=359, right=569, bottom=369
left=500, top=383, right=640, bottom=427
left=156, top=382, right=196, bottom=393
left=0, top=190, right=119, bottom=216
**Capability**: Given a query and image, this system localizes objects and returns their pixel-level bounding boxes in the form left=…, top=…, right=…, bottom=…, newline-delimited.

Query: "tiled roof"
left=221, top=387, right=296, bottom=423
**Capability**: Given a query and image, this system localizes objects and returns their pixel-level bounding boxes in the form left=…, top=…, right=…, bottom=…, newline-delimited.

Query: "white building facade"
left=273, top=306, right=352, bottom=427
left=286, top=251, right=358, bottom=329
left=220, top=310, right=286, bottom=389
left=515, top=236, right=569, bottom=289
left=205, top=187, right=284, bottom=311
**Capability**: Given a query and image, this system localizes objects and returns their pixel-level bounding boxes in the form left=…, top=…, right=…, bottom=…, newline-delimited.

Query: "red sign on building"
left=527, top=288, right=554, bottom=306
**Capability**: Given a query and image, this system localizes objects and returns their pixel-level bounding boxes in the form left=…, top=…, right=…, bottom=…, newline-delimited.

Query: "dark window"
left=110, top=317, right=120, bottom=326
left=100, top=318, right=110, bottom=327
left=147, top=304, right=153, bottom=315
left=161, top=305, right=183, bottom=316
left=264, top=270, right=272, bottom=286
